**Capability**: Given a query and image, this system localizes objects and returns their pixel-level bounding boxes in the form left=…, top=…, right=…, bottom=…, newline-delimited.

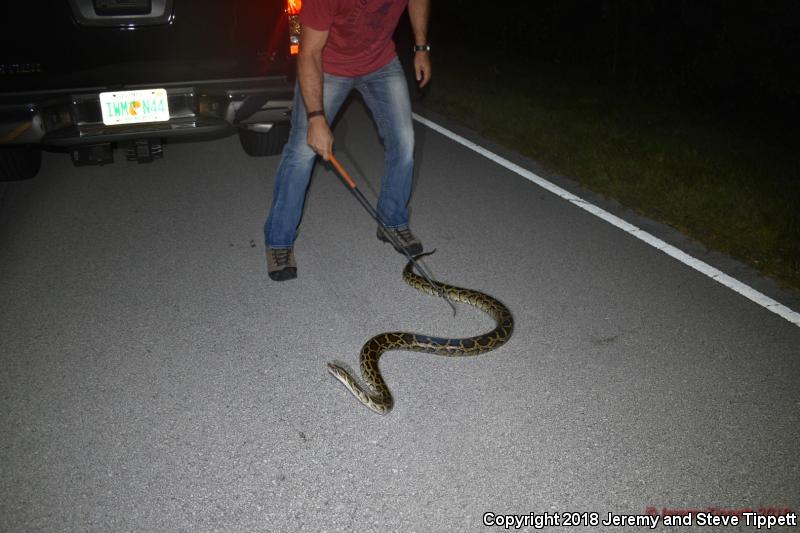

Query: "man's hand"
left=307, top=116, right=333, bottom=161
left=414, top=51, right=431, bottom=88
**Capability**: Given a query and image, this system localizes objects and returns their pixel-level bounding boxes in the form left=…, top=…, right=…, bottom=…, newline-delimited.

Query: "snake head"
left=327, top=361, right=393, bottom=415
left=326, top=362, right=348, bottom=381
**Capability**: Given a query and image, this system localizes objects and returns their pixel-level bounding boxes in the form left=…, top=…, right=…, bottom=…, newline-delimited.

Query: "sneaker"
left=376, top=225, right=423, bottom=255
left=266, top=247, right=297, bottom=281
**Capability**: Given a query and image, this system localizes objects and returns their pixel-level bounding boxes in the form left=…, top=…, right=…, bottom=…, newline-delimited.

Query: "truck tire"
left=0, top=145, right=42, bottom=181
left=238, top=122, right=290, bottom=157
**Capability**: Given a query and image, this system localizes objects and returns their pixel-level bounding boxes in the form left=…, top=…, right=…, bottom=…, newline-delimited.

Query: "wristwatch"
left=413, top=44, right=431, bottom=52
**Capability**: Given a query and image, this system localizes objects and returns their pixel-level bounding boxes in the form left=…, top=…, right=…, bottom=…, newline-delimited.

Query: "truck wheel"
left=238, top=122, right=290, bottom=157
left=0, top=145, right=42, bottom=181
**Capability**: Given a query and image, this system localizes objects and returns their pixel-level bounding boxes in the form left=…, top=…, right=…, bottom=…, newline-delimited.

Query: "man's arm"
left=298, top=25, right=334, bottom=160
left=408, top=0, right=431, bottom=88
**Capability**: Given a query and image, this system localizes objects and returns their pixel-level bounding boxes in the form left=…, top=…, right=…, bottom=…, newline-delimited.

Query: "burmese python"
left=327, top=252, right=515, bottom=414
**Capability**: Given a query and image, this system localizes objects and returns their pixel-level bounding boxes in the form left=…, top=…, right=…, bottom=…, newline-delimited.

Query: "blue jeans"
left=264, top=57, right=415, bottom=248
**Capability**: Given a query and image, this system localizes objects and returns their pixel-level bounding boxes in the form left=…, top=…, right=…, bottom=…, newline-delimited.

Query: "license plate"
left=99, top=88, right=170, bottom=125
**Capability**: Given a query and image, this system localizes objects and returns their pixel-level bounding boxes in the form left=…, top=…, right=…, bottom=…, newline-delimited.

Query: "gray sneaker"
left=376, top=225, right=423, bottom=255
left=266, top=248, right=297, bottom=281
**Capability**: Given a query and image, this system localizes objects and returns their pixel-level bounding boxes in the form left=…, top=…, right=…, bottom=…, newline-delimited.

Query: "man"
left=264, top=0, right=431, bottom=281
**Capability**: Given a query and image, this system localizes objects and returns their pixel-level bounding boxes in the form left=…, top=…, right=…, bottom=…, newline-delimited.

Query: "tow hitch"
left=126, top=138, right=163, bottom=163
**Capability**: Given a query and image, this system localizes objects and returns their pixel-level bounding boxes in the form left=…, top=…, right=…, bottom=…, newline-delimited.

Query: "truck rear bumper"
left=40, top=116, right=232, bottom=147
left=0, top=76, right=294, bottom=148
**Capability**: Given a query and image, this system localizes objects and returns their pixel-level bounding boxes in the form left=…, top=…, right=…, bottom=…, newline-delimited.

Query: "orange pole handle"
left=328, top=155, right=357, bottom=189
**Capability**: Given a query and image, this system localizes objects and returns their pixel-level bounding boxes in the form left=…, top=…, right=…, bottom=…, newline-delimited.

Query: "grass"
left=413, top=46, right=800, bottom=290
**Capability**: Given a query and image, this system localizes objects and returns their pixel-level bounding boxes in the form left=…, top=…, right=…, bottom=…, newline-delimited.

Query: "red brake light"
left=287, top=0, right=301, bottom=16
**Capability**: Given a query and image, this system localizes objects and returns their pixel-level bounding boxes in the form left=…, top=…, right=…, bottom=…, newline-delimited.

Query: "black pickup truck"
left=0, top=0, right=300, bottom=180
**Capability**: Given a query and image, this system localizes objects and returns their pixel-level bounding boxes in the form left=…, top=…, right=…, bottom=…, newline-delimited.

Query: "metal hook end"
left=442, top=288, right=457, bottom=317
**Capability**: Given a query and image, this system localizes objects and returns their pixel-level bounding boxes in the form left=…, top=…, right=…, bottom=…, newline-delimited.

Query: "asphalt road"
left=1, top=101, right=798, bottom=532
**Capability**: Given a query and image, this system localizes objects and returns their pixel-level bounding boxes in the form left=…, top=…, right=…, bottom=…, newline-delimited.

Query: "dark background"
left=426, top=0, right=800, bottom=132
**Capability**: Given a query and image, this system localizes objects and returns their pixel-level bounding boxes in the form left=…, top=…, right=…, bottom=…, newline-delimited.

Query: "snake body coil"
left=327, top=253, right=514, bottom=414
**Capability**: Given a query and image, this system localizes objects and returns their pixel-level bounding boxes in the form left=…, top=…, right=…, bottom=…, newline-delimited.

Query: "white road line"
left=413, top=112, right=800, bottom=327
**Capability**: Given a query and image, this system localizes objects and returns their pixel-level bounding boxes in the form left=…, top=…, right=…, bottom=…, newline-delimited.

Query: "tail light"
left=287, top=0, right=301, bottom=55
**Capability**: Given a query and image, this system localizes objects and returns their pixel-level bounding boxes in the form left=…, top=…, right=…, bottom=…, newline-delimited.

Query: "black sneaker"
left=377, top=225, right=423, bottom=255
left=266, top=248, right=297, bottom=281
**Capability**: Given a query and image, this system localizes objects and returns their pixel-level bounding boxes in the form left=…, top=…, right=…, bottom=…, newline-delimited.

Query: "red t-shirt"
left=300, top=0, right=409, bottom=77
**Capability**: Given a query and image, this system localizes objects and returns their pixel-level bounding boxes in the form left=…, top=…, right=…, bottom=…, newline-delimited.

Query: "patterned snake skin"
left=327, top=252, right=515, bottom=414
